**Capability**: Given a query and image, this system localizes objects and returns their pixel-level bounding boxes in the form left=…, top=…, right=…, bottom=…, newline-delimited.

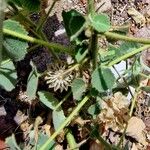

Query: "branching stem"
left=3, top=28, right=73, bottom=55
left=39, top=95, right=90, bottom=150
left=36, top=0, right=57, bottom=32
left=104, top=31, right=150, bottom=44
left=108, top=44, right=150, bottom=67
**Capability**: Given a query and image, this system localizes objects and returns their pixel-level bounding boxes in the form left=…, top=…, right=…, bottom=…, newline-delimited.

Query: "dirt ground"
left=0, top=0, right=150, bottom=149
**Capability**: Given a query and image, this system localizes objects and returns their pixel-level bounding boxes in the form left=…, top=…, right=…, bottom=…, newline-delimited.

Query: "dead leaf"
left=128, top=7, right=146, bottom=27
left=44, top=124, right=51, bottom=137
left=90, top=140, right=104, bottom=150
left=98, top=92, right=129, bottom=131
left=34, top=116, right=43, bottom=144
left=55, top=144, right=63, bottom=150
left=131, top=143, right=138, bottom=150
left=73, top=117, right=91, bottom=126
left=126, top=117, right=147, bottom=146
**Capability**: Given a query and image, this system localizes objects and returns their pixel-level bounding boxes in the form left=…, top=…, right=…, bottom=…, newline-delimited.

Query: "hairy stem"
left=66, top=129, right=79, bottom=150
left=3, top=28, right=73, bottom=55
left=89, top=30, right=98, bottom=70
left=129, top=87, right=140, bottom=117
left=62, top=58, right=88, bottom=78
left=54, top=91, right=71, bottom=111
left=108, top=44, right=150, bottom=67
left=87, top=0, right=95, bottom=15
left=39, top=95, right=90, bottom=150
left=104, top=31, right=150, bottom=44
left=0, top=0, right=6, bottom=64
left=36, top=0, right=57, bottom=32
left=117, top=87, right=140, bottom=148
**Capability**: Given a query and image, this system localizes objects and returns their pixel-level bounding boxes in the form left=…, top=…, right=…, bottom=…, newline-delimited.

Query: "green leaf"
left=37, top=132, right=55, bottom=150
left=3, top=19, right=28, bottom=61
left=28, top=130, right=55, bottom=150
left=38, top=91, right=66, bottom=131
left=71, top=78, right=86, bottom=100
left=91, top=66, right=115, bottom=92
left=0, top=60, right=17, bottom=91
left=140, top=86, right=150, bottom=93
left=5, top=134, right=21, bottom=150
left=75, top=46, right=88, bottom=62
left=53, top=110, right=66, bottom=130
left=8, top=0, right=40, bottom=11
left=21, top=0, right=40, bottom=11
left=88, top=103, right=100, bottom=119
left=26, top=62, right=39, bottom=100
left=7, top=0, right=22, bottom=6
left=115, top=42, right=139, bottom=57
left=62, top=10, right=85, bottom=38
left=132, top=58, right=141, bottom=76
left=89, top=13, right=110, bottom=33
left=38, top=91, right=58, bottom=110
left=100, top=46, right=116, bottom=63
left=2, top=47, right=10, bottom=61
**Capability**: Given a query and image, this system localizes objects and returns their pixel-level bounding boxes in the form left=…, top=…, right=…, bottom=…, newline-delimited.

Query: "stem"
left=70, top=22, right=87, bottom=41
left=87, top=0, right=95, bottom=15
left=91, top=129, right=116, bottom=150
left=39, top=95, right=90, bottom=150
left=104, top=31, right=150, bottom=44
left=0, top=0, right=6, bottom=64
left=1, top=59, right=11, bottom=65
left=10, top=4, right=59, bottom=59
left=9, top=2, right=36, bottom=28
left=111, top=25, right=129, bottom=31
left=18, top=12, right=36, bottom=28
left=108, top=44, right=150, bottom=67
left=62, top=58, right=88, bottom=78
left=27, top=44, right=40, bottom=52
left=3, top=28, right=74, bottom=55
left=89, top=30, right=98, bottom=70
left=87, top=27, right=98, bottom=70
left=117, top=87, right=140, bottom=148
left=54, top=91, right=71, bottom=111
left=67, top=139, right=88, bottom=150
left=66, top=129, right=79, bottom=150
left=117, top=124, right=128, bottom=148
left=129, top=87, right=140, bottom=117
left=36, top=0, right=57, bottom=32
left=139, top=73, right=150, bottom=79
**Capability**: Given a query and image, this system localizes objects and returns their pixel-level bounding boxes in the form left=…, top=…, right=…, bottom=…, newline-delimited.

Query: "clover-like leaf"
left=71, top=78, right=86, bottom=100
left=75, top=46, right=88, bottom=62
left=53, top=110, right=66, bottom=130
left=38, top=91, right=58, bottom=110
left=5, top=134, right=21, bottom=150
left=89, top=13, right=110, bottom=33
left=115, top=42, right=139, bottom=57
left=26, top=62, right=39, bottom=100
left=38, top=91, right=66, bottom=130
left=62, top=10, right=85, bottom=38
left=8, top=0, right=40, bottom=11
left=0, top=60, right=17, bottom=91
left=21, top=0, right=40, bottom=11
left=3, top=19, right=28, bottom=61
left=7, top=0, right=22, bottom=6
left=91, top=66, right=115, bottom=92
left=88, top=103, right=100, bottom=119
